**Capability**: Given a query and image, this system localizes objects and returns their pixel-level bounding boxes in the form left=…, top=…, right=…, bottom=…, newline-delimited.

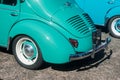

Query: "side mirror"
left=20, top=0, right=25, bottom=3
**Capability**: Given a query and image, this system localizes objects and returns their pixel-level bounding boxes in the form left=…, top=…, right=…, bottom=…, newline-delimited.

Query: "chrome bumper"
left=70, top=37, right=111, bottom=61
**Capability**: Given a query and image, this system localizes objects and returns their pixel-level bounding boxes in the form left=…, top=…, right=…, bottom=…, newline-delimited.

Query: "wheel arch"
left=105, top=6, right=120, bottom=27
left=8, top=19, right=75, bottom=64
left=105, top=15, right=120, bottom=28
left=106, top=15, right=120, bottom=38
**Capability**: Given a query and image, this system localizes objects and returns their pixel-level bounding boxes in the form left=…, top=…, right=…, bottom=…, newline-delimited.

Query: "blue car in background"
left=76, top=0, right=120, bottom=38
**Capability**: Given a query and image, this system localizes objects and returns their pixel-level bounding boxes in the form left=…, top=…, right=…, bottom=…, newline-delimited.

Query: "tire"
left=12, top=35, right=43, bottom=70
left=108, top=16, right=120, bottom=38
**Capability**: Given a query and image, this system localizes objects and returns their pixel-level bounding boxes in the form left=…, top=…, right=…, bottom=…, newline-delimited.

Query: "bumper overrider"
left=70, top=37, right=111, bottom=61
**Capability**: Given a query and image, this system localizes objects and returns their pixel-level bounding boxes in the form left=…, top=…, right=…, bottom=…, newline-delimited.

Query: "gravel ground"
left=0, top=31, right=120, bottom=80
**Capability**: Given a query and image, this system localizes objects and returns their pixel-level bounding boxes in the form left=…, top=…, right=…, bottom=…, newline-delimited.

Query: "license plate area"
left=92, top=29, right=102, bottom=47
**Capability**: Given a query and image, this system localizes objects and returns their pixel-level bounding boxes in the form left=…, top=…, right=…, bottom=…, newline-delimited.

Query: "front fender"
left=106, top=6, right=120, bottom=20
left=9, top=20, right=75, bottom=63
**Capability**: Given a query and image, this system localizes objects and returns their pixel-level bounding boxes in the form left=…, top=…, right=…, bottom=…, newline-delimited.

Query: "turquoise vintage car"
left=0, top=0, right=111, bottom=69
left=76, top=0, right=120, bottom=38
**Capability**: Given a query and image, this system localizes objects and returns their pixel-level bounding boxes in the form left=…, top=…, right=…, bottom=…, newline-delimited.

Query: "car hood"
left=27, top=0, right=72, bottom=20
left=27, top=0, right=95, bottom=37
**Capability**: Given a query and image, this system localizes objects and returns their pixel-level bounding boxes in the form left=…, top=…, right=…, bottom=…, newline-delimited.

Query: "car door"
left=79, top=0, right=120, bottom=25
left=0, top=0, right=20, bottom=47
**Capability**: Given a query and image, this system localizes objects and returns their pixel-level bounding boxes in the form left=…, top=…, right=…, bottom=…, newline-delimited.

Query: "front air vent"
left=66, top=14, right=96, bottom=35
left=83, top=14, right=96, bottom=31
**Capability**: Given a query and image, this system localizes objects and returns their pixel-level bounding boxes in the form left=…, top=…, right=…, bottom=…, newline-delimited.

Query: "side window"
left=2, top=0, right=17, bottom=6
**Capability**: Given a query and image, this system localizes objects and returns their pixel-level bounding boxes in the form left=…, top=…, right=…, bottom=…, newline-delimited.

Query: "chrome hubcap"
left=16, top=37, right=38, bottom=65
left=115, top=20, right=120, bottom=32
left=111, top=18, right=120, bottom=36
left=23, top=44, right=34, bottom=59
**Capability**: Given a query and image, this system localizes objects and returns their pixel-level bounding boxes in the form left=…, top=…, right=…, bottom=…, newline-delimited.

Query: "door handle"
left=10, top=12, right=18, bottom=16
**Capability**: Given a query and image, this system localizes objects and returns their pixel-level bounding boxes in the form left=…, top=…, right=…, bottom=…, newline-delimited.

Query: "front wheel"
left=108, top=16, right=120, bottom=38
left=12, top=35, right=43, bottom=70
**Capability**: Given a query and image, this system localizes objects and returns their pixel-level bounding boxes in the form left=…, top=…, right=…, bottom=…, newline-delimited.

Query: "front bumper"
left=70, top=37, right=111, bottom=61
